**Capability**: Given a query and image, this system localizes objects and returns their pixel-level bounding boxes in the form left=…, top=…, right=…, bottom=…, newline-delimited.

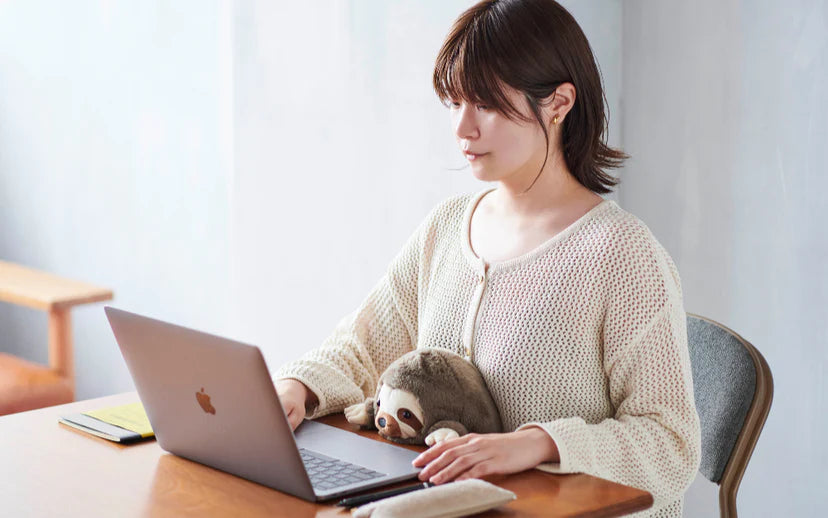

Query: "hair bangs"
left=433, top=9, right=528, bottom=122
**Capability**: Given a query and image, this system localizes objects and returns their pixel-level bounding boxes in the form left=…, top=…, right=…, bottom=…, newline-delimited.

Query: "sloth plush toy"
left=344, top=348, right=502, bottom=446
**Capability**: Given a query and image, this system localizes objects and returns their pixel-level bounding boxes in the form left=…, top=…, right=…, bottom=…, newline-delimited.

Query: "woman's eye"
left=476, top=104, right=489, bottom=111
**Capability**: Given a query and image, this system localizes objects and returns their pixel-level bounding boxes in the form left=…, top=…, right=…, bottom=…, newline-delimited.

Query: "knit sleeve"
left=272, top=220, right=424, bottom=419
left=517, top=234, right=701, bottom=509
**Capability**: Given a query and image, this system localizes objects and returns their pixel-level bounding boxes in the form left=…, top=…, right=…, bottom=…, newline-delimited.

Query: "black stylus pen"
left=336, top=481, right=435, bottom=507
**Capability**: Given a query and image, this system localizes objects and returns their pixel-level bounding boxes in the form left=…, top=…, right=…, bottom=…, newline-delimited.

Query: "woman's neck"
left=489, top=154, right=601, bottom=219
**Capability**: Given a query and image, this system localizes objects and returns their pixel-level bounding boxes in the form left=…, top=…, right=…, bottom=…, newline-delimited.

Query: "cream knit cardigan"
left=274, top=189, right=701, bottom=517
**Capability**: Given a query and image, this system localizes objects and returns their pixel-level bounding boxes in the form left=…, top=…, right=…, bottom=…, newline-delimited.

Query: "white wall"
left=0, top=0, right=233, bottom=399
left=622, top=1, right=828, bottom=516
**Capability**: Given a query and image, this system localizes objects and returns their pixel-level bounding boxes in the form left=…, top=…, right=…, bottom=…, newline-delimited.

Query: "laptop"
left=104, top=306, right=421, bottom=502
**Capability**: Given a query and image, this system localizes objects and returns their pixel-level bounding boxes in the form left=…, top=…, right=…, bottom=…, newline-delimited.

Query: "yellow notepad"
left=59, top=402, right=154, bottom=443
left=85, top=402, right=154, bottom=438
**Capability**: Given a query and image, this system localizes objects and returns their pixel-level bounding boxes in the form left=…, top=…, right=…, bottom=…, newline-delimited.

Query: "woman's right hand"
left=275, top=379, right=318, bottom=431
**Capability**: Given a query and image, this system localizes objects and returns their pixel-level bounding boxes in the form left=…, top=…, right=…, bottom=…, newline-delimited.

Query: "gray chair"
left=686, top=313, right=773, bottom=518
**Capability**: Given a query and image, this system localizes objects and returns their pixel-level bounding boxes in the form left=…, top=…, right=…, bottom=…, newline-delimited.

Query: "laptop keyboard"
left=299, top=448, right=386, bottom=491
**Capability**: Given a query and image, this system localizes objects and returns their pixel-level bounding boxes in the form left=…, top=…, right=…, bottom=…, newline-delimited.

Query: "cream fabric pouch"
left=350, top=479, right=516, bottom=518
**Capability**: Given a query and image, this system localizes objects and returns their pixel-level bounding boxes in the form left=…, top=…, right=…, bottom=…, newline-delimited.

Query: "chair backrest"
left=685, top=313, right=773, bottom=518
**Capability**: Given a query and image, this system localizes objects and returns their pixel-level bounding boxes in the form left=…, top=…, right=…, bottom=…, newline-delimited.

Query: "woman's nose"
left=453, top=104, right=480, bottom=141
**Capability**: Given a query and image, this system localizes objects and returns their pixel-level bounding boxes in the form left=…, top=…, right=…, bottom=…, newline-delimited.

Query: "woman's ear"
left=542, top=82, right=576, bottom=125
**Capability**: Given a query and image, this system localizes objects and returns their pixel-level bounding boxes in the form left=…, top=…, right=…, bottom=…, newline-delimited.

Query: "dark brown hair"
left=433, top=0, right=626, bottom=193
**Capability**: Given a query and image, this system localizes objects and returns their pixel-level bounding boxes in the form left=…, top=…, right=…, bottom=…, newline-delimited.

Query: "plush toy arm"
left=344, top=398, right=376, bottom=429
left=425, top=420, right=468, bottom=446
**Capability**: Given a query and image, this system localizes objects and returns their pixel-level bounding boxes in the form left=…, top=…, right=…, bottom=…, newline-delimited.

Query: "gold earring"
left=553, top=115, right=559, bottom=125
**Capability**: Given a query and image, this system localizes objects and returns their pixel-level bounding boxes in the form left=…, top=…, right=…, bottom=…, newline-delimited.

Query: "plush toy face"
left=374, top=384, right=425, bottom=441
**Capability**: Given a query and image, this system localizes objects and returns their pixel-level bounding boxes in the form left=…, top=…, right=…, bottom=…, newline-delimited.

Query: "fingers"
left=284, top=401, right=305, bottom=431
left=276, top=384, right=306, bottom=431
left=413, top=433, right=474, bottom=467
left=285, top=407, right=297, bottom=430
left=416, top=438, right=482, bottom=482
left=425, top=451, right=493, bottom=484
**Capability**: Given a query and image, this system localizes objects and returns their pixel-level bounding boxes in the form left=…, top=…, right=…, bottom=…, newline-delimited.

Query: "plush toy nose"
left=376, top=411, right=400, bottom=437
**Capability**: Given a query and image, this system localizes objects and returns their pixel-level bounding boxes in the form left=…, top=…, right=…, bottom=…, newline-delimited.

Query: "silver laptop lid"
left=104, top=306, right=316, bottom=501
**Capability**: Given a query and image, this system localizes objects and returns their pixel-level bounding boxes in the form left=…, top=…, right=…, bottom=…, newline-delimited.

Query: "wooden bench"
left=0, top=260, right=112, bottom=415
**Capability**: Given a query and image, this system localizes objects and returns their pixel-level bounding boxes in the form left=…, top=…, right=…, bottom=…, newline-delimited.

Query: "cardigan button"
left=464, top=346, right=471, bottom=356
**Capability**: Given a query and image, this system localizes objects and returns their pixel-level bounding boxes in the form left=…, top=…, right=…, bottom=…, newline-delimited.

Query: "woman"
left=275, top=1, right=700, bottom=516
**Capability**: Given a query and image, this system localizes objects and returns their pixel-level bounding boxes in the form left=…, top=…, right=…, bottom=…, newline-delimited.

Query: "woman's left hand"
left=412, top=427, right=559, bottom=484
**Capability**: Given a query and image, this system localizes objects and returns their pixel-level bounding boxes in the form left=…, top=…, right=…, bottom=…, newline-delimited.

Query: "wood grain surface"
left=0, top=393, right=652, bottom=517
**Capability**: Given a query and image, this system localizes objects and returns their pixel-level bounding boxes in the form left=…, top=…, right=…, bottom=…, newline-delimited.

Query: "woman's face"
left=450, top=86, right=549, bottom=184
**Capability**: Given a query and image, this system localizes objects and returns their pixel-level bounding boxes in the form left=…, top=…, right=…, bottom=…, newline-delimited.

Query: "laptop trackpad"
left=294, top=420, right=420, bottom=477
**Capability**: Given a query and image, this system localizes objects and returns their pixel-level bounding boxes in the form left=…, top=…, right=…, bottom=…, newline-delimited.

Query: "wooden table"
left=0, top=393, right=652, bottom=517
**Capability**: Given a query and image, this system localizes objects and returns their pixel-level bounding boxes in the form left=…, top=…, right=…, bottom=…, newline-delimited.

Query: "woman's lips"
left=464, top=151, right=488, bottom=161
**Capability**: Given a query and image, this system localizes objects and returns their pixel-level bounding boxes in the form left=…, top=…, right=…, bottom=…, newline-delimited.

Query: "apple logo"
left=196, top=387, right=216, bottom=415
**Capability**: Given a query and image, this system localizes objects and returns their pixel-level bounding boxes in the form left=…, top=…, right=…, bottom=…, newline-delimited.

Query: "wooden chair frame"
left=0, top=260, right=113, bottom=411
left=688, top=313, right=774, bottom=518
